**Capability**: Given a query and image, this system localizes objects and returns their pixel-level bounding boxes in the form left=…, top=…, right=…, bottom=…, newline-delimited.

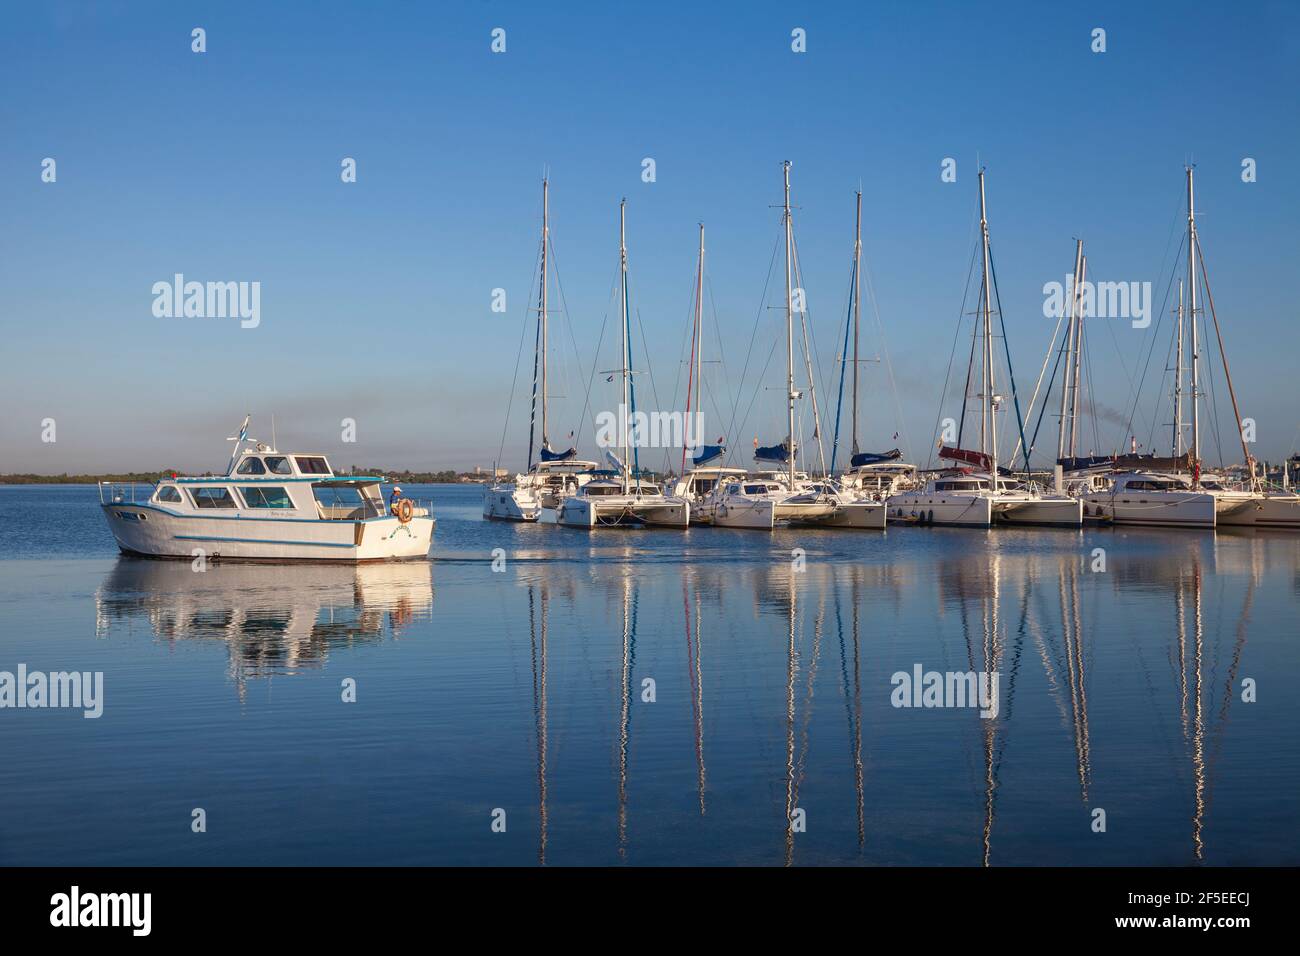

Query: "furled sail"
left=850, top=447, right=902, bottom=468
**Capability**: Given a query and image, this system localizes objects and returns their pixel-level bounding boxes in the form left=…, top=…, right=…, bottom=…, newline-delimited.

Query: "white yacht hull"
left=482, top=485, right=541, bottom=522
left=711, top=498, right=777, bottom=529
left=1252, top=494, right=1300, bottom=529
left=1213, top=492, right=1300, bottom=529
left=102, top=503, right=435, bottom=561
left=886, top=492, right=994, bottom=527
left=1081, top=491, right=1216, bottom=528
left=804, top=500, right=888, bottom=529
left=555, top=496, right=689, bottom=528
left=995, top=495, right=1083, bottom=527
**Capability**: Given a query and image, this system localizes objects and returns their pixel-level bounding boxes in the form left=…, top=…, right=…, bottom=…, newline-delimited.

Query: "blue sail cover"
left=691, top=444, right=725, bottom=466
left=539, top=444, right=577, bottom=463
left=755, top=441, right=794, bottom=463
left=850, top=448, right=902, bottom=468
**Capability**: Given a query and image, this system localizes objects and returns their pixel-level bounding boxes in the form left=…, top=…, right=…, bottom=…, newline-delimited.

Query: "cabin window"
left=242, top=486, right=294, bottom=509
left=265, top=456, right=293, bottom=475
left=191, top=487, right=237, bottom=509
left=236, top=457, right=266, bottom=475
left=155, top=486, right=183, bottom=503
left=744, top=485, right=767, bottom=495
left=296, top=456, right=331, bottom=475
left=314, top=485, right=365, bottom=512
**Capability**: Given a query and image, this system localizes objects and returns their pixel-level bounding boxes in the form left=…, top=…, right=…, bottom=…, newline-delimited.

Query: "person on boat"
left=390, top=486, right=404, bottom=514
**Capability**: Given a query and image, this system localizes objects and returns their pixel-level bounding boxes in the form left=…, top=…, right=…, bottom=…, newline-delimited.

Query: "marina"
left=2, top=1, right=1296, bottom=913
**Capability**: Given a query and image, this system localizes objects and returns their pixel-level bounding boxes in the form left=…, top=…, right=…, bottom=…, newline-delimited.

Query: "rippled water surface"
left=0, top=483, right=1296, bottom=865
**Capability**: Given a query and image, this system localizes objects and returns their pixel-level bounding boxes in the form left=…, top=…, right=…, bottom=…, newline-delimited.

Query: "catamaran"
left=707, top=163, right=884, bottom=530
left=1077, top=168, right=1298, bottom=528
left=485, top=179, right=597, bottom=521
left=555, top=199, right=690, bottom=528
left=889, top=171, right=1081, bottom=527
left=99, top=416, right=435, bottom=561
left=1162, top=167, right=1297, bottom=528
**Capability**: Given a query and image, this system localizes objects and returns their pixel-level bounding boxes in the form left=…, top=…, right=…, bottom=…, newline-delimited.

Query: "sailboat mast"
left=978, top=170, right=998, bottom=473
left=783, top=161, right=796, bottom=489
left=1173, top=279, right=1184, bottom=462
left=1069, top=255, right=1087, bottom=456
left=540, top=178, right=549, bottom=451
left=852, top=190, right=862, bottom=456
left=682, top=224, right=705, bottom=477
left=1057, top=240, right=1083, bottom=462
left=620, top=198, right=631, bottom=494
left=1187, top=167, right=1201, bottom=481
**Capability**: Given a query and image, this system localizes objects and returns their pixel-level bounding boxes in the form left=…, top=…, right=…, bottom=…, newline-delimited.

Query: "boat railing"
left=98, top=481, right=154, bottom=505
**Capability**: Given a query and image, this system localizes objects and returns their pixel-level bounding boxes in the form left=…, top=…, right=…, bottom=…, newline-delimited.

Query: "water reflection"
left=94, top=558, right=434, bottom=697
left=77, top=526, right=1292, bottom=866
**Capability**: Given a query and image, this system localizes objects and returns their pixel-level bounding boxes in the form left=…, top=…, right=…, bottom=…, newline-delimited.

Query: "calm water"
left=0, top=483, right=1296, bottom=866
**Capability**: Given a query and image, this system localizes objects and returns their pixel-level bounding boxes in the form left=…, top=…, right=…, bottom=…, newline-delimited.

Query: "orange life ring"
left=395, top=498, right=413, bottom=524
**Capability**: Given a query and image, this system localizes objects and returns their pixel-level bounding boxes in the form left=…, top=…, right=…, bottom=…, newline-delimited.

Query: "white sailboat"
left=889, top=171, right=1081, bottom=527
left=556, top=199, right=690, bottom=528
left=485, top=178, right=597, bottom=521
left=1082, top=167, right=1297, bottom=528
left=708, top=163, right=877, bottom=529
left=669, top=223, right=747, bottom=522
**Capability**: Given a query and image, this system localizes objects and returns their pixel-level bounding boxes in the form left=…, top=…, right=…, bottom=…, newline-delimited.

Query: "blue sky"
left=2, top=1, right=1297, bottom=473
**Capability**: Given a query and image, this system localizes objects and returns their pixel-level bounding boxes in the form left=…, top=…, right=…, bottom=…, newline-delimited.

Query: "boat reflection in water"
left=93, top=558, right=434, bottom=696
left=506, top=532, right=1280, bottom=866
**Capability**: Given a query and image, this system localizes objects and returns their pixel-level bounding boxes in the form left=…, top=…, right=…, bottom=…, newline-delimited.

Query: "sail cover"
left=691, top=444, right=726, bottom=466
left=755, top=440, right=795, bottom=463
left=1111, top=452, right=1195, bottom=472
left=539, top=444, right=577, bottom=463
left=938, top=446, right=992, bottom=472
left=1057, top=454, right=1115, bottom=472
left=850, top=448, right=902, bottom=468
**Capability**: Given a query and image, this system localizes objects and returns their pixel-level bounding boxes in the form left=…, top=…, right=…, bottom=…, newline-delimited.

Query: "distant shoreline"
left=0, top=471, right=493, bottom=485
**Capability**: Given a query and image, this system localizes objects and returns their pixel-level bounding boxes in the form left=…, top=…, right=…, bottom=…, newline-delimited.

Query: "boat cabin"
left=146, top=453, right=392, bottom=520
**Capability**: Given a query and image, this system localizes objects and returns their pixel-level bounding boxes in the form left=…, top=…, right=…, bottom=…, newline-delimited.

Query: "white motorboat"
left=99, top=416, right=435, bottom=561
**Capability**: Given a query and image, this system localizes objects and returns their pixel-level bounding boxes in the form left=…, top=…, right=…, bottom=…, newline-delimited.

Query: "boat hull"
left=101, top=503, right=434, bottom=561
left=995, top=496, right=1083, bottom=527
left=1215, top=492, right=1300, bottom=529
left=1081, top=491, right=1216, bottom=528
left=806, top=500, right=888, bottom=529
left=555, top=496, right=689, bottom=528
left=711, top=498, right=777, bottom=529
left=482, top=485, right=541, bottom=522
left=886, top=493, right=994, bottom=527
